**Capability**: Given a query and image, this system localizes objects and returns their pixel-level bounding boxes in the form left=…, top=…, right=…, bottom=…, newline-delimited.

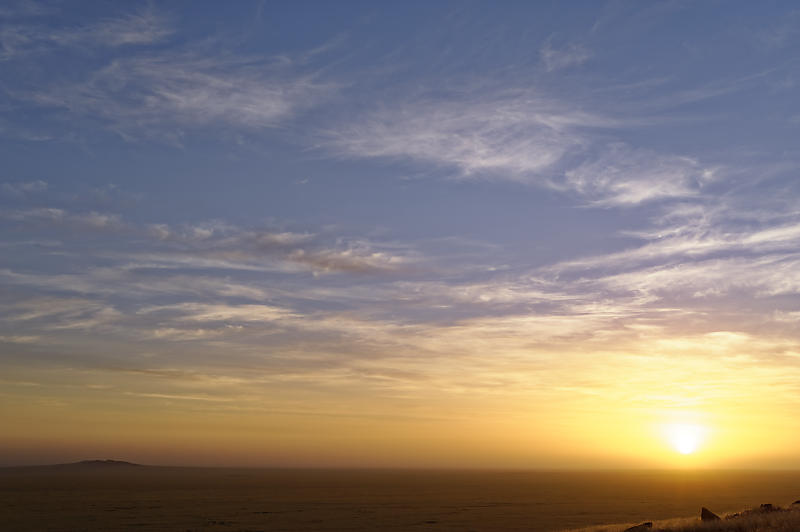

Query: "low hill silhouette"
left=1, top=459, right=146, bottom=471
left=70, top=460, right=143, bottom=468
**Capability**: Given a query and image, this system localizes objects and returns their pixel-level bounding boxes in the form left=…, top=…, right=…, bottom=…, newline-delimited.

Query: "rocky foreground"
left=571, top=501, right=800, bottom=532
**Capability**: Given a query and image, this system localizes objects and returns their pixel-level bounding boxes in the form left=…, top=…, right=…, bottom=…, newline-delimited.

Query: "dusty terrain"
left=572, top=503, right=800, bottom=532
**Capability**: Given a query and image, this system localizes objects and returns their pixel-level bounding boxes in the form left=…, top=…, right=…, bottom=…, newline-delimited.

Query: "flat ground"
left=2, top=468, right=800, bottom=532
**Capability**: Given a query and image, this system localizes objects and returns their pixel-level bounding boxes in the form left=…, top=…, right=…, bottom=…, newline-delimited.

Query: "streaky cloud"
left=540, top=41, right=592, bottom=72
left=321, top=87, right=718, bottom=206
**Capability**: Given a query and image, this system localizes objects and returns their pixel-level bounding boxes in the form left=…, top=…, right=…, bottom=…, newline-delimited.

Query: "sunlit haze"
left=2, top=1, right=800, bottom=470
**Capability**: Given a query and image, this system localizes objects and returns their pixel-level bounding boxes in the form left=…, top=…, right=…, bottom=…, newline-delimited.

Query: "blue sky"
left=3, top=1, right=800, bottom=467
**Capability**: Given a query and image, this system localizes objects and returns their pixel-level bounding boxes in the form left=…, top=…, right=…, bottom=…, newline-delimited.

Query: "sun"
left=663, top=423, right=706, bottom=455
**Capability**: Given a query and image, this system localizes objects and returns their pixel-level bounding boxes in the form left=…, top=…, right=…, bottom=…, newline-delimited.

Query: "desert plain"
left=3, top=464, right=800, bottom=532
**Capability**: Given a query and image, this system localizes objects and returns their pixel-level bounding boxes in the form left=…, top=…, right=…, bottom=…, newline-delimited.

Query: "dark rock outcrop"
left=701, top=507, right=721, bottom=521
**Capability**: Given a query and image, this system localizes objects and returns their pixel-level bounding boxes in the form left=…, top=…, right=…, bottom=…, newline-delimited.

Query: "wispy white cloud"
left=2, top=208, right=414, bottom=275
left=550, top=205, right=800, bottom=277
left=322, top=87, right=719, bottom=205
left=598, top=254, right=800, bottom=301
left=288, top=245, right=410, bottom=275
left=147, top=327, right=234, bottom=342
left=139, top=302, right=293, bottom=324
left=564, top=143, right=717, bottom=206
left=147, top=222, right=312, bottom=247
left=123, top=391, right=234, bottom=402
left=322, top=90, right=604, bottom=180
left=0, top=25, right=43, bottom=60
left=59, top=8, right=172, bottom=48
left=0, top=335, right=40, bottom=344
left=28, top=51, right=333, bottom=139
left=2, top=296, right=121, bottom=332
left=143, top=222, right=415, bottom=275
left=1, top=180, right=47, bottom=196
left=2, top=3, right=334, bottom=140
left=540, top=41, right=592, bottom=72
left=0, top=6, right=171, bottom=60
left=2, top=208, right=123, bottom=230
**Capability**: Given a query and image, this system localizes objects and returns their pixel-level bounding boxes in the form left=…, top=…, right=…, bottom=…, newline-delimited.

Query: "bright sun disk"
left=664, top=423, right=705, bottom=455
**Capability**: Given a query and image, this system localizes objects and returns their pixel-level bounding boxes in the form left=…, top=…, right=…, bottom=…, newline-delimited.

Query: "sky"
left=2, top=0, right=800, bottom=468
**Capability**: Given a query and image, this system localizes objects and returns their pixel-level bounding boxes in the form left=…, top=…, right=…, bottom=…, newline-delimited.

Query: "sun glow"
left=663, top=423, right=706, bottom=455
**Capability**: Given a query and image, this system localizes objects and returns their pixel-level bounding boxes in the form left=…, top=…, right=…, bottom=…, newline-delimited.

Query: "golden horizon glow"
left=3, top=325, right=800, bottom=468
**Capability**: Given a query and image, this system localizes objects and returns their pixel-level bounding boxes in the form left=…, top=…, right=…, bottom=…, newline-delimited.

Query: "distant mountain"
left=71, top=460, right=143, bottom=467
left=0, top=459, right=146, bottom=470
